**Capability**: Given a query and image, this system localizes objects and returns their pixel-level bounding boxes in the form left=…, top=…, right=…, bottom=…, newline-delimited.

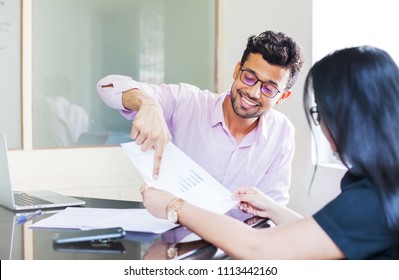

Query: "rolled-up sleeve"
left=96, top=75, right=141, bottom=120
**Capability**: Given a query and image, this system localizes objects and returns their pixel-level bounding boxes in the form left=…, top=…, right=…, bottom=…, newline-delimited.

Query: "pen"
left=16, top=210, right=43, bottom=224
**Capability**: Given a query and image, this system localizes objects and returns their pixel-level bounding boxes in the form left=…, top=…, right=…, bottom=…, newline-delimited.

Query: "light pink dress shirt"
left=97, top=75, right=295, bottom=219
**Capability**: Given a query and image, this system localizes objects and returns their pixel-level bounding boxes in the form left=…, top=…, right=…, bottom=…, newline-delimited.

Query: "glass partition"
left=32, top=0, right=215, bottom=148
left=0, top=0, right=22, bottom=149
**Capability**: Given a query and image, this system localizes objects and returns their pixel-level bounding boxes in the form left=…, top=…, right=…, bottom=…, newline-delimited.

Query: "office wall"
left=218, top=0, right=345, bottom=215
left=9, top=0, right=346, bottom=214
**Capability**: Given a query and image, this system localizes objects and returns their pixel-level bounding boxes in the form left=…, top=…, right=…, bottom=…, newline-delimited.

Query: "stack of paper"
left=30, top=208, right=178, bottom=234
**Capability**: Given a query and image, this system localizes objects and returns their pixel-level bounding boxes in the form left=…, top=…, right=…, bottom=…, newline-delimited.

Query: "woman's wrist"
left=269, top=203, right=302, bottom=225
left=267, top=202, right=286, bottom=225
left=166, top=198, right=186, bottom=223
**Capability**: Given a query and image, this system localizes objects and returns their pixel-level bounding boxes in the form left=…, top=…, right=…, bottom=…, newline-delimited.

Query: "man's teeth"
left=242, top=97, right=256, bottom=106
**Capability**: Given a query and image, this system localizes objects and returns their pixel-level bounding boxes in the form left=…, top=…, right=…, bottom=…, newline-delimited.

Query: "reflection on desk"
left=0, top=196, right=269, bottom=260
left=52, top=241, right=127, bottom=254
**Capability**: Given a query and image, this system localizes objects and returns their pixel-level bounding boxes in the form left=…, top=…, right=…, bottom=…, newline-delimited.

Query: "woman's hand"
left=232, top=187, right=303, bottom=225
left=140, top=185, right=176, bottom=219
left=232, top=187, right=278, bottom=219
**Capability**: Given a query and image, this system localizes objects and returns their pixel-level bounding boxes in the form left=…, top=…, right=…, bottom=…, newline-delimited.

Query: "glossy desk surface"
left=0, top=196, right=232, bottom=260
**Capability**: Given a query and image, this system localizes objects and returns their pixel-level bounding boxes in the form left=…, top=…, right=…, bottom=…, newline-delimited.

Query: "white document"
left=30, top=207, right=178, bottom=234
left=121, top=141, right=236, bottom=215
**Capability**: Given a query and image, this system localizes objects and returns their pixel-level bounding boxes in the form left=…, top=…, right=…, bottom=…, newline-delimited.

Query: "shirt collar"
left=256, top=114, right=268, bottom=143
left=209, top=91, right=229, bottom=127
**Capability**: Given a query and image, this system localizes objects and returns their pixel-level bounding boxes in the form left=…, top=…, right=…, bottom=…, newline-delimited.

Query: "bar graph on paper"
left=120, top=141, right=237, bottom=215
left=178, top=169, right=204, bottom=193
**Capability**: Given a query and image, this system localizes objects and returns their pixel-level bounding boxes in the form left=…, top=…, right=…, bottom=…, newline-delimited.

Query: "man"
left=97, top=31, right=303, bottom=216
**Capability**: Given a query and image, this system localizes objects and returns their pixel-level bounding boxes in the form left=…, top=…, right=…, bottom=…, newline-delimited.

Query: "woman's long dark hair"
left=303, top=46, right=399, bottom=236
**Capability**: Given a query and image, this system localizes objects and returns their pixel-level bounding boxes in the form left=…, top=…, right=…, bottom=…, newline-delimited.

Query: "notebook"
left=0, top=132, right=85, bottom=211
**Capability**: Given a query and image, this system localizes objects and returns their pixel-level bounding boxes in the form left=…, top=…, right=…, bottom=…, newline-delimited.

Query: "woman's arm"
left=142, top=187, right=345, bottom=259
left=179, top=202, right=344, bottom=259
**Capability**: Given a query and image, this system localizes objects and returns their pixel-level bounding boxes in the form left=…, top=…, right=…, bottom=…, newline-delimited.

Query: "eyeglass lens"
left=240, top=69, right=279, bottom=97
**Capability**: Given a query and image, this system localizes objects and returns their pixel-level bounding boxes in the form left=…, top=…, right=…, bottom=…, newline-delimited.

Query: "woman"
left=141, top=46, right=399, bottom=259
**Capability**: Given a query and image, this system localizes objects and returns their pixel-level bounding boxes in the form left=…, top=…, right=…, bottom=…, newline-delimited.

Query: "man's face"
left=230, top=53, right=291, bottom=119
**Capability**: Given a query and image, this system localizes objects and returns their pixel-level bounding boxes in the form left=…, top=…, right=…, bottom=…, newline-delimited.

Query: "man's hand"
left=122, top=89, right=171, bottom=179
left=131, top=102, right=170, bottom=179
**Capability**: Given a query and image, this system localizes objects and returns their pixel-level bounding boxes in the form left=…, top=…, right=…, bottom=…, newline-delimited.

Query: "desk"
left=0, top=196, right=226, bottom=260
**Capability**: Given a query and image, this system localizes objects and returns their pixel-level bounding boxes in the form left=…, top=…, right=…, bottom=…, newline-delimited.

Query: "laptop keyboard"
left=14, top=192, right=53, bottom=206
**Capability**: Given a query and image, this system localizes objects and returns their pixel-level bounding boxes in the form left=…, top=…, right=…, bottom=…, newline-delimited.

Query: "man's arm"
left=97, top=75, right=171, bottom=179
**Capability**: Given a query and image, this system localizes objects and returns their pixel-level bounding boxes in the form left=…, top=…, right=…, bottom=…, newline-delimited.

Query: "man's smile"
left=238, top=91, right=259, bottom=110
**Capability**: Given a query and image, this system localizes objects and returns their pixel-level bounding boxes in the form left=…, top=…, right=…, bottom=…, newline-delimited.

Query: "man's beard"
left=230, top=89, right=263, bottom=119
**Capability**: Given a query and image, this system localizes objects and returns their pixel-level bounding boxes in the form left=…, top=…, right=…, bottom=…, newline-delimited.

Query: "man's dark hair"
left=240, top=31, right=304, bottom=90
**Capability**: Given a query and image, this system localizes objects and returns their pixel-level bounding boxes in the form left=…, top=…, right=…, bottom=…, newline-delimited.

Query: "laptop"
left=0, top=132, right=85, bottom=212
